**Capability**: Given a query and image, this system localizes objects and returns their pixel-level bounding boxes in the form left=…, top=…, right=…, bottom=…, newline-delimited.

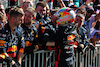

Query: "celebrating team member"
left=0, top=7, right=25, bottom=67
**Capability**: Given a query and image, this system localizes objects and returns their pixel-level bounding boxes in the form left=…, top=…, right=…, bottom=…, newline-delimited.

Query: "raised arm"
left=57, top=0, right=66, bottom=8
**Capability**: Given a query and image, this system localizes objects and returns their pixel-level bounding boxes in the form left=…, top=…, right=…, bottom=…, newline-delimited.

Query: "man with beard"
left=21, top=7, right=39, bottom=54
left=0, top=7, right=25, bottom=67
left=34, top=1, right=47, bottom=29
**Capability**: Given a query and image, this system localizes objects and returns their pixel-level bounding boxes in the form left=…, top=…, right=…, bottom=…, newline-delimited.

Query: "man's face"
left=42, top=6, right=50, bottom=18
left=51, top=14, right=59, bottom=25
left=46, top=6, right=50, bottom=17
left=43, top=7, right=46, bottom=15
left=75, top=16, right=84, bottom=28
left=24, top=11, right=33, bottom=25
left=36, top=6, right=44, bottom=14
left=15, top=15, right=24, bottom=26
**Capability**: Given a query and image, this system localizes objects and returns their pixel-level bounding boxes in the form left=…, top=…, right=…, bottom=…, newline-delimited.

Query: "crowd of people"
left=0, top=0, right=100, bottom=67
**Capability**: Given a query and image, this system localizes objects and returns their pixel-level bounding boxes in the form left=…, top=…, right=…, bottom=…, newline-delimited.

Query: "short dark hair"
left=36, top=1, right=46, bottom=9
left=9, top=7, right=24, bottom=19
left=5, top=6, right=14, bottom=14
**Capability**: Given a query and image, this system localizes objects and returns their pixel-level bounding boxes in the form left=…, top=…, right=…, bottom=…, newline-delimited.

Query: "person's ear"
left=12, top=17, right=16, bottom=22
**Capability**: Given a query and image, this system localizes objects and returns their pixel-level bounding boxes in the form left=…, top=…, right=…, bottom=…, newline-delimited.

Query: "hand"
left=74, top=45, right=78, bottom=49
left=12, top=62, right=20, bottom=67
left=10, top=60, right=15, bottom=65
left=33, top=45, right=39, bottom=52
left=80, top=44, right=84, bottom=48
left=89, top=43, right=95, bottom=50
left=46, top=42, right=55, bottom=46
left=77, top=45, right=83, bottom=53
